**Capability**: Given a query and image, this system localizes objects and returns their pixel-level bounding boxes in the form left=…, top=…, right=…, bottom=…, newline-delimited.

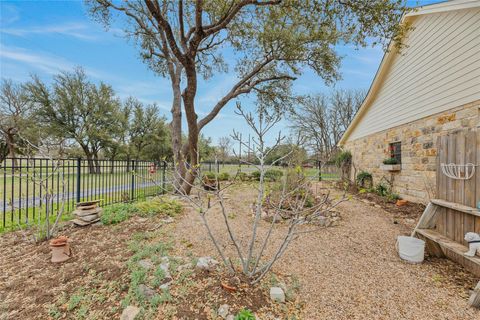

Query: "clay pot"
left=396, top=199, right=408, bottom=207
left=50, top=236, right=72, bottom=263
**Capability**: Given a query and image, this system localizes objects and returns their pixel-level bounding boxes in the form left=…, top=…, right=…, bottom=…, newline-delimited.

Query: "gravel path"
left=171, top=183, right=480, bottom=320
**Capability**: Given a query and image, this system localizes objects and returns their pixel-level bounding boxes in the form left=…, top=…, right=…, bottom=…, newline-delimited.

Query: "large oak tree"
left=88, top=0, right=408, bottom=193
left=26, top=68, right=122, bottom=173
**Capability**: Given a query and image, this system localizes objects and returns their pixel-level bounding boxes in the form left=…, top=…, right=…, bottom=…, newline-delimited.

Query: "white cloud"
left=0, top=44, right=105, bottom=78
left=0, top=4, right=20, bottom=25
left=1, top=22, right=98, bottom=41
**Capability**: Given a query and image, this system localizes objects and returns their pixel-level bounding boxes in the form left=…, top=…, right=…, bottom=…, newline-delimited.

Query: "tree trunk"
left=126, top=154, right=131, bottom=173
left=80, top=144, right=96, bottom=174
left=170, top=65, right=186, bottom=193
left=180, top=62, right=199, bottom=195
left=5, top=130, right=18, bottom=167
left=93, top=152, right=101, bottom=174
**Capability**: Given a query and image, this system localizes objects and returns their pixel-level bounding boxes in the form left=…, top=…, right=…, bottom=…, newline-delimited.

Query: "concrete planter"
left=381, top=164, right=401, bottom=171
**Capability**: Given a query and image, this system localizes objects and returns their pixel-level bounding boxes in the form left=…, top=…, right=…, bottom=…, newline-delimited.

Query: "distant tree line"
left=0, top=68, right=214, bottom=173
left=289, top=89, right=365, bottom=163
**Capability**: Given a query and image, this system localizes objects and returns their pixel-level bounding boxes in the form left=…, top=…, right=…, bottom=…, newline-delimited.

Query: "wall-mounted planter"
left=380, top=164, right=401, bottom=172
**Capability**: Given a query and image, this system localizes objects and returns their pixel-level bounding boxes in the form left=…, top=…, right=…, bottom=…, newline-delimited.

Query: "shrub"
left=135, top=198, right=182, bottom=217
left=101, top=203, right=137, bottom=225
left=234, top=309, right=255, bottom=320
left=386, top=192, right=400, bottom=202
left=101, top=198, right=182, bottom=225
left=237, top=171, right=248, bottom=181
left=264, top=169, right=283, bottom=181
left=356, top=171, right=373, bottom=188
left=218, top=172, right=230, bottom=181
left=250, top=170, right=261, bottom=181
left=334, top=150, right=352, bottom=168
left=203, top=171, right=216, bottom=180
left=375, top=183, right=389, bottom=197
left=382, top=157, right=398, bottom=165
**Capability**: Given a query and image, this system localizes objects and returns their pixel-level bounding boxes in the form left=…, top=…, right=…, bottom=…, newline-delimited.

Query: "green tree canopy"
left=88, top=0, right=409, bottom=194
left=26, top=68, right=122, bottom=173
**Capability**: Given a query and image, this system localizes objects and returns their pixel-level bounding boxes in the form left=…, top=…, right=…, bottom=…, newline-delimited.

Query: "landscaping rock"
left=316, top=216, right=328, bottom=227
left=120, top=306, right=140, bottom=320
left=226, top=315, right=234, bottom=320
left=270, top=287, right=285, bottom=303
left=405, top=218, right=416, bottom=224
left=161, top=217, right=175, bottom=224
left=177, top=262, right=193, bottom=272
left=160, top=256, right=170, bottom=263
left=160, top=257, right=171, bottom=278
left=138, top=284, right=156, bottom=301
left=160, top=280, right=172, bottom=290
left=138, top=259, right=154, bottom=270
left=196, top=257, right=219, bottom=270
left=217, top=304, right=229, bottom=319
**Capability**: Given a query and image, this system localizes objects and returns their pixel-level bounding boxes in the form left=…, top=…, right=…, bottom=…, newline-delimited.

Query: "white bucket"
left=397, top=236, right=425, bottom=263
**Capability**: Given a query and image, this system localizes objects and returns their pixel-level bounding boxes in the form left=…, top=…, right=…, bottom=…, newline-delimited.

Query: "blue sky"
left=0, top=0, right=442, bottom=146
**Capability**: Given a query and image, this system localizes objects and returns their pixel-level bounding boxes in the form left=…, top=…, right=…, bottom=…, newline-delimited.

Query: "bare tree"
left=290, top=89, right=365, bottom=161
left=0, top=79, right=35, bottom=166
left=165, top=104, right=345, bottom=284
left=217, top=136, right=232, bottom=163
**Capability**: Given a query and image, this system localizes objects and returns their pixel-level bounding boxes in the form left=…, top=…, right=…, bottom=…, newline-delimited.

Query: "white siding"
left=348, top=8, right=480, bottom=141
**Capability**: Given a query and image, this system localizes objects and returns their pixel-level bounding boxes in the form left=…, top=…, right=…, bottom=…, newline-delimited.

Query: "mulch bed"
left=0, top=209, right=297, bottom=319
left=0, top=218, right=149, bottom=319
left=173, top=270, right=272, bottom=319
left=355, top=192, right=426, bottom=220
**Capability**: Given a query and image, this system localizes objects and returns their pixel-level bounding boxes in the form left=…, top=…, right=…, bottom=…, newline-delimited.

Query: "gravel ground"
left=170, top=183, right=480, bottom=320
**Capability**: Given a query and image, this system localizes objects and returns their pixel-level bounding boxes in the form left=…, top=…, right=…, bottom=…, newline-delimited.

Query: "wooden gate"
left=435, top=129, right=480, bottom=244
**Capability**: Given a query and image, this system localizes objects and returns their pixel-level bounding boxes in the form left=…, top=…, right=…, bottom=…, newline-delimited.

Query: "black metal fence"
left=0, top=157, right=168, bottom=231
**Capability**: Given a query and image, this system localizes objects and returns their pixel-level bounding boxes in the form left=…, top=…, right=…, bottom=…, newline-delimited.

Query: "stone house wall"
left=343, top=100, right=480, bottom=204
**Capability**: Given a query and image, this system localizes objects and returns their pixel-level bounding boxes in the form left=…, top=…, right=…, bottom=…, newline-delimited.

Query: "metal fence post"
left=131, top=160, right=135, bottom=201
left=318, top=161, right=322, bottom=182
left=76, top=157, right=81, bottom=203
left=161, top=161, right=166, bottom=194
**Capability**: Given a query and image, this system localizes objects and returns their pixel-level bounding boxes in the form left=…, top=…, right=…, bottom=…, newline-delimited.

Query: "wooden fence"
left=435, top=129, right=480, bottom=246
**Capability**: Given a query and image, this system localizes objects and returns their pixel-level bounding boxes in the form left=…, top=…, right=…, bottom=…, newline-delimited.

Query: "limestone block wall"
left=343, top=100, right=480, bottom=203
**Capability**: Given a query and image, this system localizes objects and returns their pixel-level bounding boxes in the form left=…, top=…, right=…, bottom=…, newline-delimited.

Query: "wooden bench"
left=412, top=199, right=480, bottom=308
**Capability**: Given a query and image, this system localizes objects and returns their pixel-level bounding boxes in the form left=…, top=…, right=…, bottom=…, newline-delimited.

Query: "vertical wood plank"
left=446, top=133, right=456, bottom=240
left=436, top=136, right=447, bottom=235
left=476, top=129, right=480, bottom=235
left=464, top=130, right=476, bottom=245
left=455, top=131, right=465, bottom=243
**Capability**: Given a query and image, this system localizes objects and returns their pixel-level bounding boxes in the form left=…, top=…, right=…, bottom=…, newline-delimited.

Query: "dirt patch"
left=0, top=216, right=152, bottom=319
left=356, top=191, right=425, bottom=219
left=333, top=181, right=425, bottom=225
left=173, top=270, right=272, bottom=319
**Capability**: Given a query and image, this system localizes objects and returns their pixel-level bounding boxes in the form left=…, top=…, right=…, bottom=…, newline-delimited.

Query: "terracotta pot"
left=396, top=199, right=408, bottom=207
left=50, top=235, right=68, bottom=246
left=50, top=236, right=72, bottom=263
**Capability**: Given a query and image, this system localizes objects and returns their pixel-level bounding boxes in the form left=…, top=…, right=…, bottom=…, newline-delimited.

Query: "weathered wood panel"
left=465, top=130, right=476, bottom=245
left=436, top=129, right=479, bottom=241
left=436, top=135, right=448, bottom=234
left=476, top=129, right=480, bottom=235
